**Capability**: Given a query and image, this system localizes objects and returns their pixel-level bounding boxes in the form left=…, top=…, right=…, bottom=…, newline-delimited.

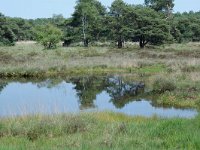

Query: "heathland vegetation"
left=0, top=0, right=200, bottom=149
left=0, top=112, right=200, bottom=149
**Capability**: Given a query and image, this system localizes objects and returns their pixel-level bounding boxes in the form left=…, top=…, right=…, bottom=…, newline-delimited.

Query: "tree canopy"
left=0, top=0, right=200, bottom=48
left=34, top=24, right=62, bottom=49
left=128, top=6, right=171, bottom=48
left=0, top=13, right=15, bottom=46
left=70, top=0, right=106, bottom=46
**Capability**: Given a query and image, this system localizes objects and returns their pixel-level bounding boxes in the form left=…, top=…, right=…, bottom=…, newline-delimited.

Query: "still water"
left=0, top=76, right=198, bottom=118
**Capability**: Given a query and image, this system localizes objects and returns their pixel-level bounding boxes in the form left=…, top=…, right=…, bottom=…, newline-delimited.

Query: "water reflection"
left=106, top=76, right=145, bottom=108
left=0, top=81, right=7, bottom=93
left=70, top=76, right=146, bottom=109
left=71, top=77, right=108, bottom=109
left=0, top=76, right=198, bottom=118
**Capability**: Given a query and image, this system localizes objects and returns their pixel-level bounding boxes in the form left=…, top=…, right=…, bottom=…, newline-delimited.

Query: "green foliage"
left=0, top=13, right=16, bottom=46
left=153, top=77, right=176, bottom=93
left=128, top=6, right=172, bottom=48
left=1, top=0, right=200, bottom=48
left=108, top=0, right=128, bottom=48
left=145, top=0, right=174, bottom=13
left=7, top=17, right=34, bottom=41
left=34, top=24, right=62, bottom=49
left=173, top=12, right=200, bottom=42
left=70, top=0, right=106, bottom=46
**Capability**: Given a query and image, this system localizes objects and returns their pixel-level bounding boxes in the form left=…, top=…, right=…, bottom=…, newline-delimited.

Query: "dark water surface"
left=0, top=76, right=198, bottom=118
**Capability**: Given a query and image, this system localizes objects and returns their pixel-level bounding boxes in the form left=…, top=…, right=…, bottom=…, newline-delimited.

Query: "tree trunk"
left=48, top=42, right=52, bottom=49
left=84, top=38, right=89, bottom=47
left=118, top=40, right=123, bottom=48
left=139, top=40, right=145, bottom=48
left=82, top=15, right=88, bottom=47
left=139, top=37, right=148, bottom=49
left=117, top=36, right=123, bottom=49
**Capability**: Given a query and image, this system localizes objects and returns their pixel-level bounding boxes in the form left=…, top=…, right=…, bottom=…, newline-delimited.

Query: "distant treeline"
left=0, top=0, right=200, bottom=48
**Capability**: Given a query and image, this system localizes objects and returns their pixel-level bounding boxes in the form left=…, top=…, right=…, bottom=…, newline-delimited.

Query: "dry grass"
left=0, top=42, right=199, bottom=72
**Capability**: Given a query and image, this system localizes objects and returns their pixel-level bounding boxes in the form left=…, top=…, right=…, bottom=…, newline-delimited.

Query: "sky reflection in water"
left=0, top=76, right=198, bottom=118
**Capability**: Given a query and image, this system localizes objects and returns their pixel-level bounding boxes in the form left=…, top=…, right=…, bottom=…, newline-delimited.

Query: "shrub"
left=34, top=24, right=62, bottom=49
left=153, top=77, right=176, bottom=93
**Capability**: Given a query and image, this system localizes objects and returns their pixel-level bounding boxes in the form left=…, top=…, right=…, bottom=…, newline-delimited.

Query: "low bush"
left=153, top=77, right=176, bottom=93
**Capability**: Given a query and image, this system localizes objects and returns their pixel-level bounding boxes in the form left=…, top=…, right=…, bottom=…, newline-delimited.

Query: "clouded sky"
left=0, top=0, right=199, bottom=19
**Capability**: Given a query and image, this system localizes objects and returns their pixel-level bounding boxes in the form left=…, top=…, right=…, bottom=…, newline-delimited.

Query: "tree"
left=71, top=0, right=106, bottom=47
left=125, top=6, right=171, bottom=48
left=170, top=20, right=182, bottom=43
left=34, top=24, right=62, bottom=49
left=51, top=14, right=65, bottom=26
left=7, top=18, right=34, bottom=41
left=108, top=0, right=128, bottom=48
left=173, top=12, right=200, bottom=42
left=190, top=23, right=200, bottom=42
left=145, top=0, right=175, bottom=42
left=145, top=0, right=174, bottom=17
left=0, top=13, right=15, bottom=46
left=62, top=19, right=78, bottom=46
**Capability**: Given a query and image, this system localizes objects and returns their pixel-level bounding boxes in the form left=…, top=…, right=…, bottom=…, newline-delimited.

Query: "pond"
left=0, top=76, right=198, bottom=118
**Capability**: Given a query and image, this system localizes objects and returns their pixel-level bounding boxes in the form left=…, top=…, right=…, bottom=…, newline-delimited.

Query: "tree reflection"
left=71, top=76, right=108, bottom=109
left=0, top=80, right=7, bottom=93
left=106, top=76, right=145, bottom=108
left=0, top=76, right=145, bottom=110
left=36, top=79, right=63, bottom=89
left=71, top=76, right=145, bottom=109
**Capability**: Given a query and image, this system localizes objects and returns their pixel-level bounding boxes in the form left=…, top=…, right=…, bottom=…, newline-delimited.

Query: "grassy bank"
left=0, top=112, right=199, bottom=150
left=1, top=42, right=200, bottom=78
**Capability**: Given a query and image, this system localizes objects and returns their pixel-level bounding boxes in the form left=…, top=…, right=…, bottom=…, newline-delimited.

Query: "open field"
left=0, top=112, right=199, bottom=150
left=1, top=42, right=200, bottom=109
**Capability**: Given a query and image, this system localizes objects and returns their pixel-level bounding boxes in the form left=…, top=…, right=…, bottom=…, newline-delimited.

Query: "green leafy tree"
left=0, top=13, right=15, bottom=46
left=145, top=0, right=175, bottom=38
left=71, top=0, right=106, bottom=47
left=61, top=19, right=78, bottom=46
left=170, top=20, right=182, bottom=43
left=51, top=14, right=65, bottom=26
left=190, top=23, right=200, bottom=42
left=34, top=24, right=62, bottom=49
left=145, top=0, right=174, bottom=17
left=108, top=0, right=128, bottom=48
left=173, top=12, right=200, bottom=42
left=125, top=6, right=171, bottom=48
left=7, top=18, right=34, bottom=41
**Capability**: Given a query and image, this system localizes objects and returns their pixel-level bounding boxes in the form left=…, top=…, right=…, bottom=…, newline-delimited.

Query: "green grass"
left=0, top=112, right=199, bottom=150
left=153, top=92, right=200, bottom=108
